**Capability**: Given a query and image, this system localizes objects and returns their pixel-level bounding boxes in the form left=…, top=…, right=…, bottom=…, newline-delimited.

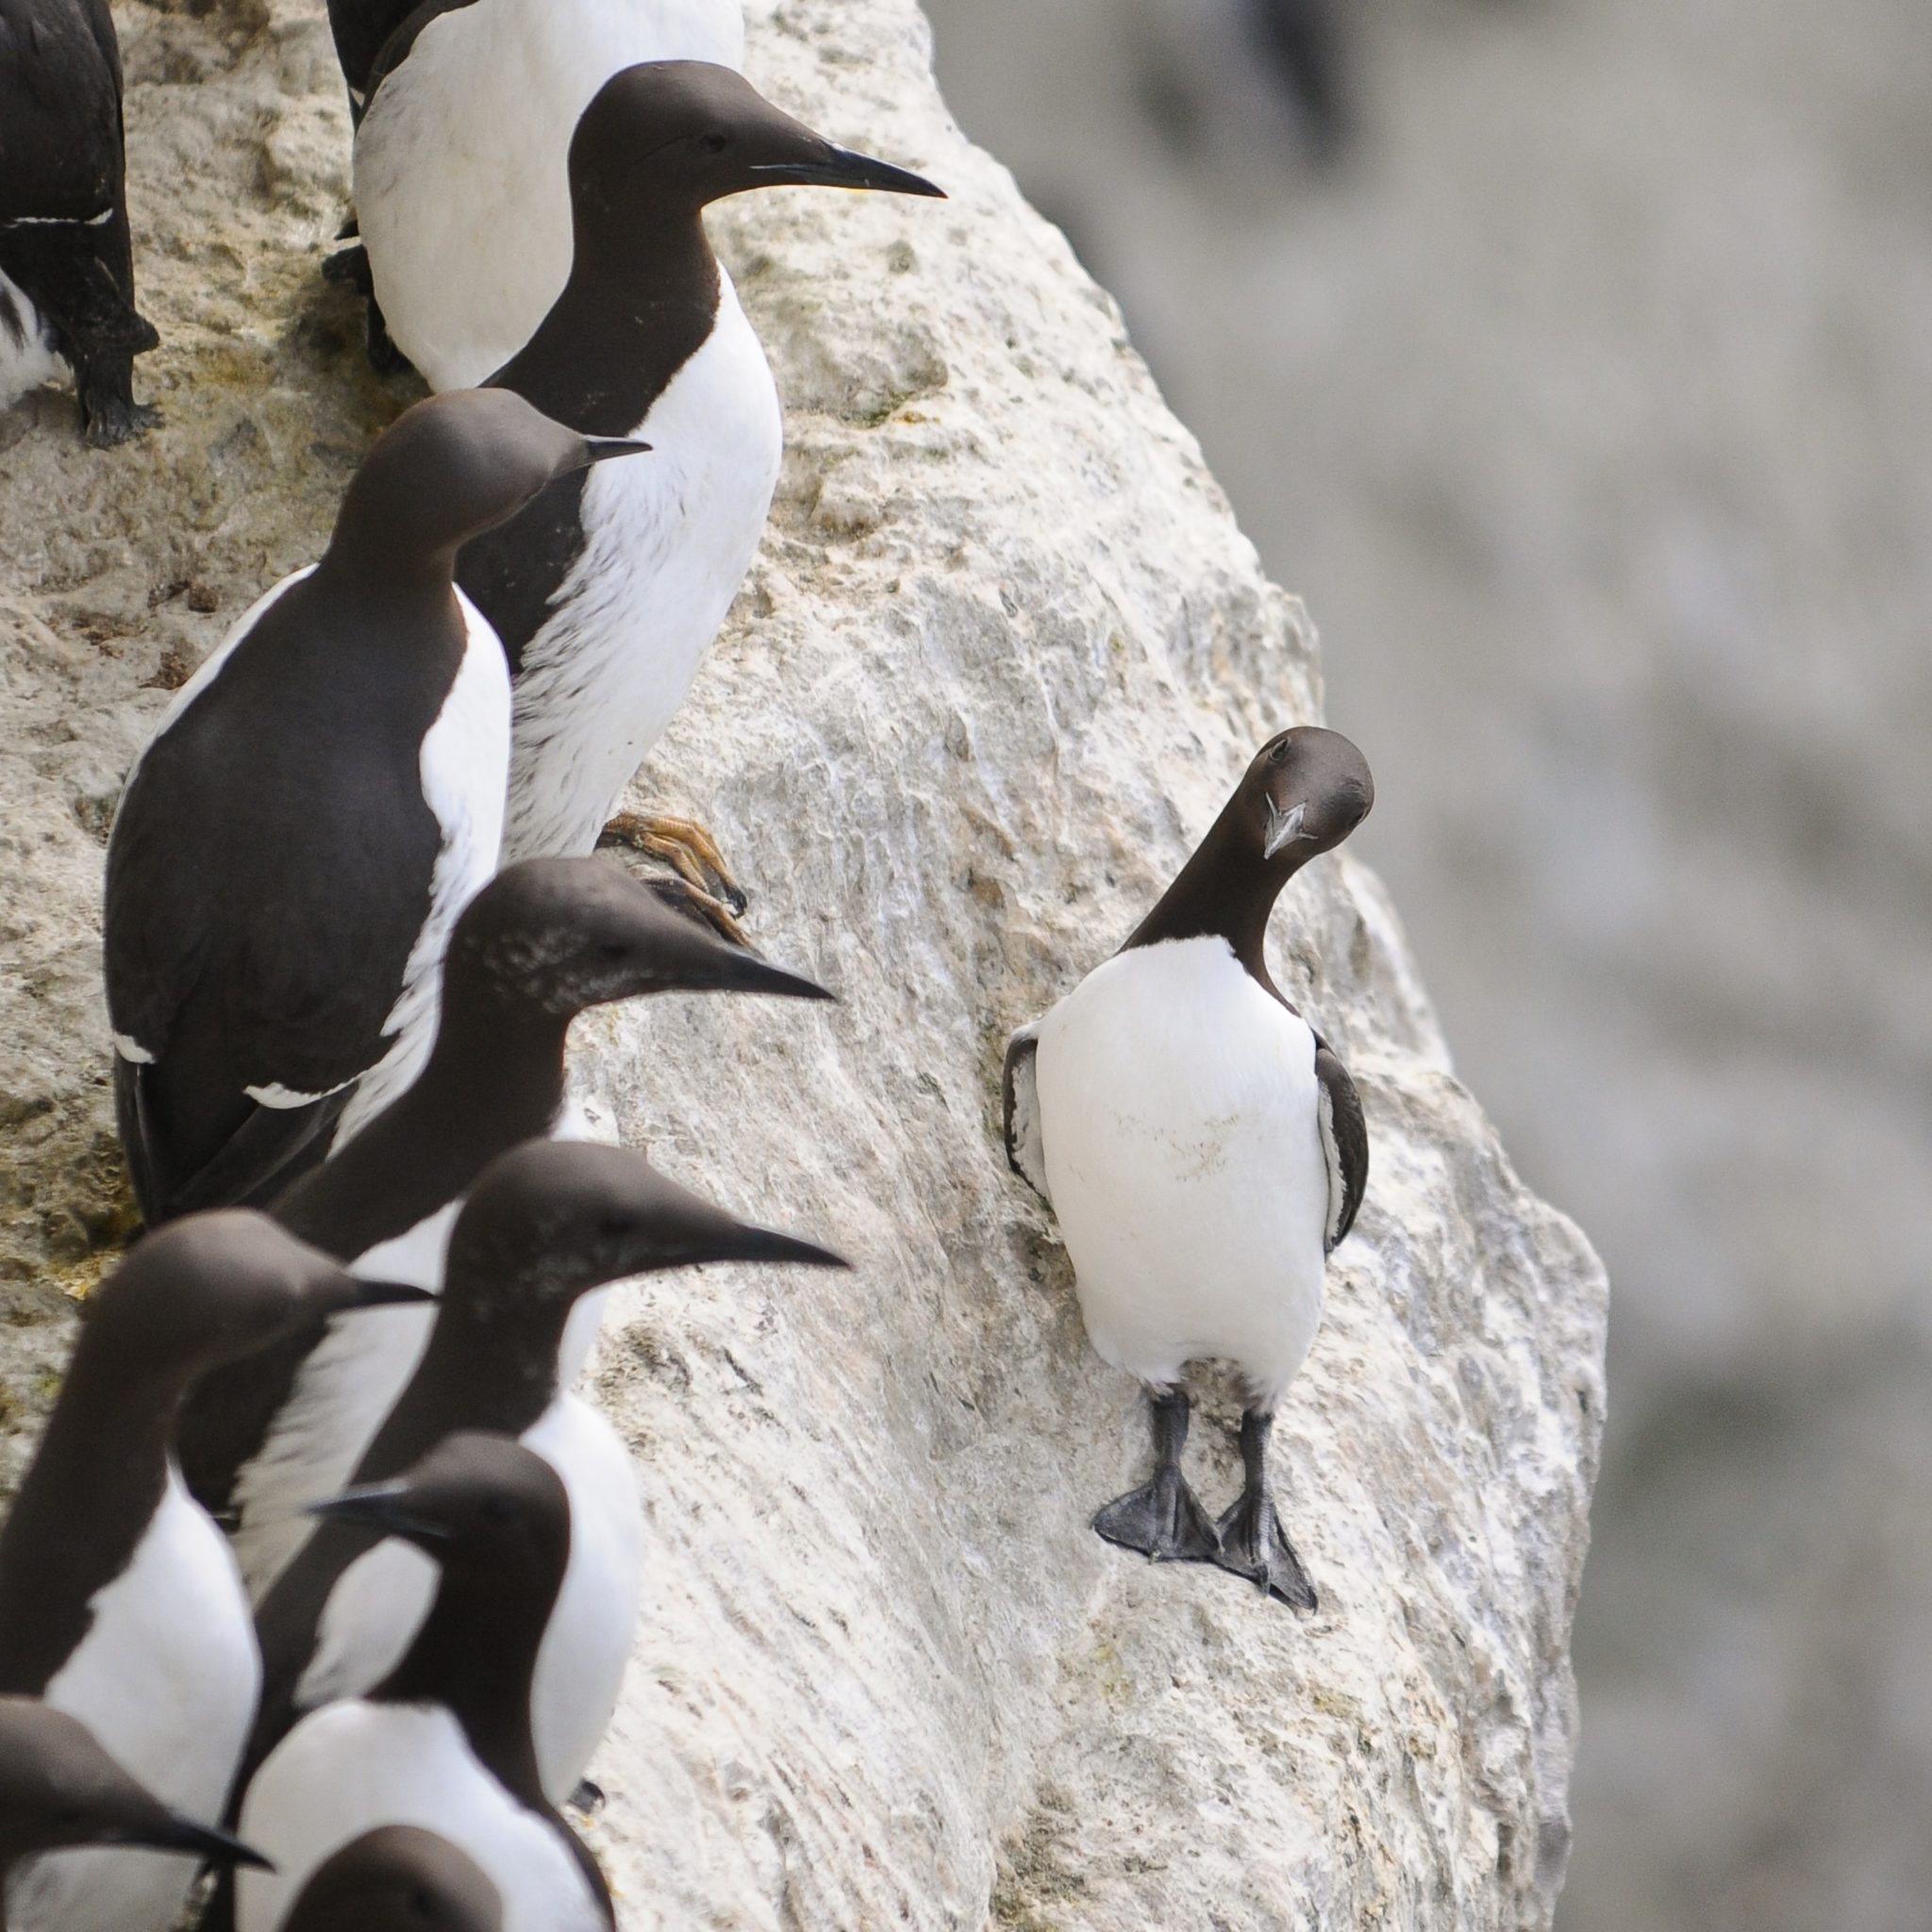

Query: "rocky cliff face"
left=0, top=2, right=1606, bottom=1925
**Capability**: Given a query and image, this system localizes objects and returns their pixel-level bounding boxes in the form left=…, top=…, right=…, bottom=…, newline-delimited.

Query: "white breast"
left=237, top=1703, right=607, bottom=1932
left=332, top=593, right=509, bottom=1144
left=0, top=267, right=68, bottom=412
left=1033, top=936, right=1331, bottom=1408
left=10, top=1472, right=260, bottom=1932
left=357, top=0, right=747, bottom=391
left=502, top=280, right=781, bottom=864
left=291, top=1395, right=641, bottom=1807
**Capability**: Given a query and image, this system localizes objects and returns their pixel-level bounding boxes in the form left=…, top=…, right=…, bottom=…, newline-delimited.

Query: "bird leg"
left=1092, top=1386, right=1222, bottom=1564
left=1213, top=1408, right=1317, bottom=1610
left=600, top=811, right=749, bottom=918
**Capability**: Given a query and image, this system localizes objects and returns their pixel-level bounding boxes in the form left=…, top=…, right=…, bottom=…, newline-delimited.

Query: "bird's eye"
left=481, top=1496, right=515, bottom=1525
left=599, top=941, right=627, bottom=963
left=1269, top=741, right=1292, bottom=767
left=699, top=132, right=729, bottom=154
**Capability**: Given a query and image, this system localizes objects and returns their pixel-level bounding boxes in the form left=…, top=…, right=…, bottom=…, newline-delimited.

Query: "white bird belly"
left=525, top=1395, right=643, bottom=1802
left=14, top=1473, right=259, bottom=1932
left=1034, top=937, right=1330, bottom=1407
left=502, top=279, right=781, bottom=863
left=333, top=594, right=509, bottom=1144
left=237, top=1703, right=605, bottom=1932
left=0, top=268, right=67, bottom=411
left=358, top=0, right=747, bottom=391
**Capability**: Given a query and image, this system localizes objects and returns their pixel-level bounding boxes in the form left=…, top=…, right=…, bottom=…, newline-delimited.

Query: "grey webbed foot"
left=78, top=360, right=158, bottom=447
left=1092, top=1387, right=1221, bottom=1565
left=1212, top=1408, right=1317, bottom=1610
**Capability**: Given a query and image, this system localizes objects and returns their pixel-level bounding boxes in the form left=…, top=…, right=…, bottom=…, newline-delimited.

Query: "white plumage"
left=7, top=1471, right=259, bottom=1932
left=288, top=1393, right=641, bottom=1805
left=1030, top=935, right=1331, bottom=1408
left=500, top=278, right=781, bottom=863
left=237, top=1703, right=606, bottom=1932
left=0, top=268, right=66, bottom=412
left=356, top=0, right=746, bottom=391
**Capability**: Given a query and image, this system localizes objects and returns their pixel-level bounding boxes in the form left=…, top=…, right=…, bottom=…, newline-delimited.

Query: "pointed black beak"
left=699, top=948, right=836, bottom=1004
left=344, top=1277, right=437, bottom=1309
left=747, top=145, right=945, bottom=198
left=308, top=1480, right=448, bottom=1543
left=578, top=436, right=652, bottom=467
left=109, top=1813, right=274, bottom=1872
left=705, top=1225, right=851, bottom=1272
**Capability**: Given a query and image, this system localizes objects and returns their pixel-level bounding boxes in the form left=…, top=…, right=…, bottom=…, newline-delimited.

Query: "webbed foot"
left=1211, top=1409, right=1317, bottom=1610
left=1092, top=1386, right=1221, bottom=1566
left=600, top=810, right=749, bottom=922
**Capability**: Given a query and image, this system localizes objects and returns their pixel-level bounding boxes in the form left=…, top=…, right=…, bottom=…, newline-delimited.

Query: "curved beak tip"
left=346, top=1278, right=437, bottom=1309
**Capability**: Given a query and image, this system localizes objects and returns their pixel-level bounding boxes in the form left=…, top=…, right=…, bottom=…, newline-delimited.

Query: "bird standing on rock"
left=0, top=1216, right=425, bottom=1932
left=246, top=1139, right=848, bottom=1807
left=175, top=855, right=832, bottom=1600
left=0, top=1698, right=266, bottom=1932
left=438, top=60, right=943, bottom=925
left=0, top=0, right=158, bottom=442
left=102, top=389, right=649, bottom=1228
left=1005, top=726, right=1374, bottom=1608
left=236, top=1436, right=617, bottom=1932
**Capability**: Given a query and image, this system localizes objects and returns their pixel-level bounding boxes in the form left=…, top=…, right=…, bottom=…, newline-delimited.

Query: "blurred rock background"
left=916, top=0, right=1932, bottom=1925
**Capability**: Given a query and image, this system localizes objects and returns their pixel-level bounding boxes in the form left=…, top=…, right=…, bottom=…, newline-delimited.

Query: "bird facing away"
left=280, top=1824, right=501, bottom=1932
left=1004, top=727, right=1374, bottom=1608
left=246, top=1138, right=848, bottom=1805
left=176, top=855, right=832, bottom=1599
left=446, top=60, right=943, bottom=922
left=0, top=0, right=158, bottom=442
left=342, top=0, right=743, bottom=361
left=236, top=1435, right=614, bottom=1932
left=102, top=389, right=649, bottom=1230
left=0, top=1214, right=425, bottom=1932
left=0, top=1698, right=267, bottom=1932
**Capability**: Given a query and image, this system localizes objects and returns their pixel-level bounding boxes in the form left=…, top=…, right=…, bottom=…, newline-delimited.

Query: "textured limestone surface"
left=0, top=1, right=1606, bottom=1926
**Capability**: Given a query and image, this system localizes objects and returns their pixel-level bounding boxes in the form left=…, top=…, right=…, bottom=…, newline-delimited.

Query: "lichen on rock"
left=0, top=1, right=1606, bottom=1924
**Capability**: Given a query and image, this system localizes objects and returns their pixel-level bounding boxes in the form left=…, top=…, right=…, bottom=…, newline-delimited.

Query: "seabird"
left=439, top=60, right=942, bottom=917
left=0, top=1698, right=266, bottom=1932
left=247, top=1138, right=846, bottom=1804
left=281, top=1825, right=501, bottom=1932
left=173, top=855, right=832, bottom=1599
left=102, top=389, right=649, bottom=1228
left=235, top=1435, right=615, bottom=1932
left=0, top=0, right=158, bottom=443
left=1004, top=726, right=1374, bottom=1608
left=337, top=0, right=742, bottom=378
left=0, top=1215, right=424, bottom=1932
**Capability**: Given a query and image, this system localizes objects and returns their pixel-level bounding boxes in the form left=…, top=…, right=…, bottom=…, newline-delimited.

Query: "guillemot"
left=236, top=1436, right=615, bottom=1932
left=442, top=60, right=942, bottom=918
left=282, top=1825, right=501, bottom=1932
left=1004, top=726, right=1373, bottom=1608
left=345, top=1, right=744, bottom=381
left=0, top=1698, right=266, bottom=1932
left=174, top=855, right=832, bottom=1599
left=103, top=390, right=649, bottom=1228
left=0, top=1215, right=425, bottom=1932
left=246, top=1138, right=847, bottom=1802
left=0, top=0, right=158, bottom=443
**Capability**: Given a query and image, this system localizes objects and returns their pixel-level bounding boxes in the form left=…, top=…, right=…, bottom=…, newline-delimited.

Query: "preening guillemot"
left=344, top=0, right=743, bottom=377
left=174, top=855, right=832, bottom=1598
left=0, top=0, right=158, bottom=443
left=1004, top=726, right=1373, bottom=1608
left=0, top=1698, right=266, bottom=1932
left=102, top=390, right=649, bottom=1228
left=444, top=60, right=942, bottom=919
left=0, top=1215, right=425, bottom=1932
left=236, top=1436, right=614, bottom=1932
left=246, top=1139, right=847, bottom=1804
left=282, top=1825, right=501, bottom=1932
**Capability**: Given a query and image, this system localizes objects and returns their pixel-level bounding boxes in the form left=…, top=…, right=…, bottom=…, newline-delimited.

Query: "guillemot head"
left=0, top=1698, right=269, bottom=1876
left=571, top=61, right=945, bottom=218
left=325, top=390, right=649, bottom=576
left=282, top=1826, right=501, bottom=1932
left=308, top=1431, right=566, bottom=1580
left=441, top=1139, right=849, bottom=1324
left=79, top=1212, right=432, bottom=1389
left=1243, top=725, right=1374, bottom=869
left=441, top=858, right=835, bottom=1022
